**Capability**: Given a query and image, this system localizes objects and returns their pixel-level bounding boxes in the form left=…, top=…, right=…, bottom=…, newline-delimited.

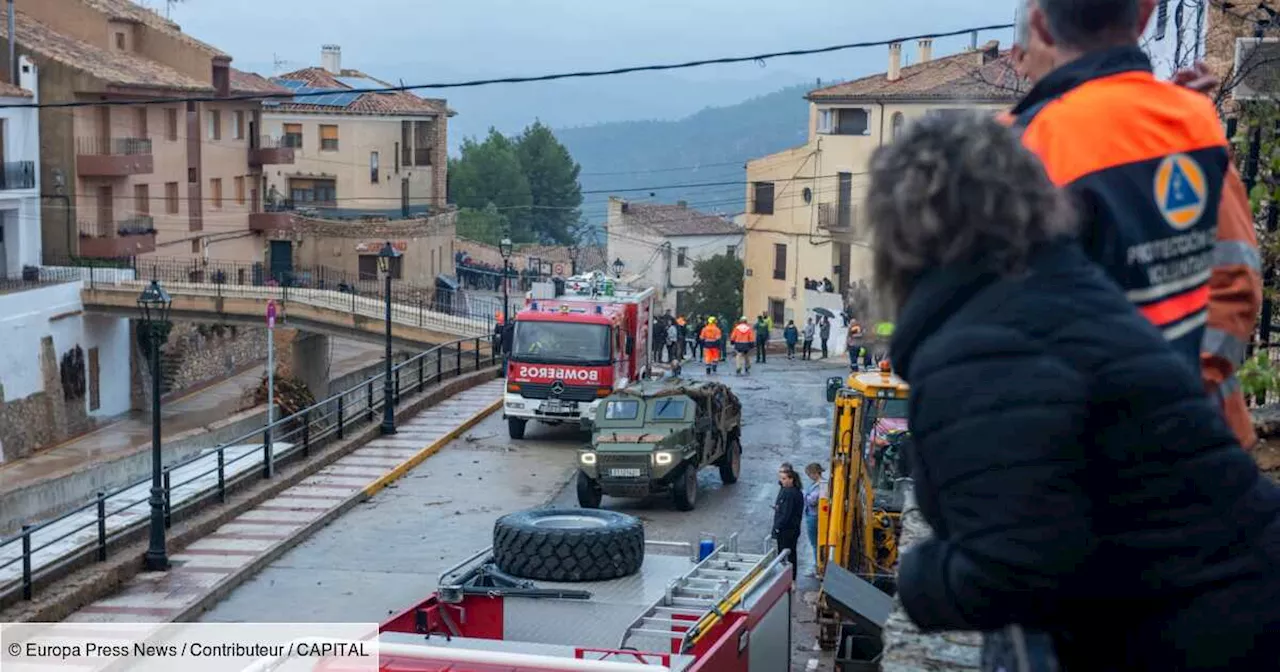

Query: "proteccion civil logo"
left=1154, top=153, right=1208, bottom=231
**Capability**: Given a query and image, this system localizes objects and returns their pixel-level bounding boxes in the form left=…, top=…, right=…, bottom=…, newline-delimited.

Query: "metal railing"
left=77, top=218, right=156, bottom=239
left=75, top=137, right=153, bottom=156
left=251, top=135, right=289, bottom=150
left=0, top=160, right=35, bottom=190
left=0, top=334, right=500, bottom=604
left=51, top=255, right=503, bottom=332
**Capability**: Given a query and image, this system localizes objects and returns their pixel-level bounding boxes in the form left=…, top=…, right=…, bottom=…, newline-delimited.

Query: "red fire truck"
left=503, top=286, right=655, bottom=439
left=268, top=512, right=794, bottom=672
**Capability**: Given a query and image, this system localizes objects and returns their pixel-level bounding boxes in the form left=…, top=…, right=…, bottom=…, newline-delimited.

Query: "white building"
left=1144, top=0, right=1211, bottom=78
left=605, top=198, right=744, bottom=315
left=0, top=56, right=40, bottom=279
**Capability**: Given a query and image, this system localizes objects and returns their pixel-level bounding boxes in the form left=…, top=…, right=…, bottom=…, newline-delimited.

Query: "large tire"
left=576, top=470, right=602, bottom=508
left=493, top=508, right=644, bottom=582
left=671, top=464, right=698, bottom=511
left=718, top=436, right=741, bottom=485
left=507, top=418, right=527, bottom=440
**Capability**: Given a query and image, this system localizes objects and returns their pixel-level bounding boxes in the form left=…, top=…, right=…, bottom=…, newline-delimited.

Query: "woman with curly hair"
left=866, top=112, right=1280, bottom=671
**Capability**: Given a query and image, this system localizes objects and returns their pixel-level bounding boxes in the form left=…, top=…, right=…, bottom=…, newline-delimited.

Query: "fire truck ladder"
left=619, top=538, right=780, bottom=654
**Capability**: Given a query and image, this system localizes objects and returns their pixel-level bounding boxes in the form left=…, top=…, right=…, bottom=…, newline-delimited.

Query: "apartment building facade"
left=0, top=0, right=294, bottom=264
left=260, top=45, right=450, bottom=221
left=605, top=197, right=743, bottom=315
left=741, top=39, right=1023, bottom=325
left=0, top=56, right=39, bottom=279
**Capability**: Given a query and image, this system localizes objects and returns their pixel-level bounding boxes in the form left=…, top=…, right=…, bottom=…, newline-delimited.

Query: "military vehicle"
left=576, top=379, right=743, bottom=511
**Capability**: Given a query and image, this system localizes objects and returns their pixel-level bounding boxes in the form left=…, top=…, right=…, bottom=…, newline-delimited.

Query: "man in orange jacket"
left=730, top=316, right=755, bottom=375
left=1009, top=0, right=1262, bottom=450
left=699, top=317, right=722, bottom=375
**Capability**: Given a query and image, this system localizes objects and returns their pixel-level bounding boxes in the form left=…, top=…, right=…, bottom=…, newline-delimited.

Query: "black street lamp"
left=378, top=241, right=400, bottom=435
left=612, top=257, right=624, bottom=279
left=499, top=235, right=513, bottom=328
left=136, top=280, right=172, bottom=572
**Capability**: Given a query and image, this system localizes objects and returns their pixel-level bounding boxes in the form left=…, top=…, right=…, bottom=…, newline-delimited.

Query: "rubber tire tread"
left=493, top=508, right=644, bottom=582
left=508, top=418, right=527, bottom=439
left=718, top=437, right=741, bottom=485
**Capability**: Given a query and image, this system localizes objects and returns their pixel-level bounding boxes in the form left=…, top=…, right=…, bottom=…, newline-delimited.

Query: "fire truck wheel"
left=507, top=418, right=527, bottom=440
left=493, top=508, right=644, bottom=582
left=717, top=437, right=741, bottom=485
left=576, top=471, right=603, bottom=508
left=671, top=465, right=698, bottom=511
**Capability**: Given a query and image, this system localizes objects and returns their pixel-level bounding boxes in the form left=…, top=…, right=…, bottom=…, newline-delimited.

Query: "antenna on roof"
left=272, top=54, right=296, bottom=75
left=163, top=0, right=185, bottom=20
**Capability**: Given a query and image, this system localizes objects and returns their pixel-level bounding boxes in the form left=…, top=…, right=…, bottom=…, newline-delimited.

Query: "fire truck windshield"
left=512, top=322, right=611, bottom=364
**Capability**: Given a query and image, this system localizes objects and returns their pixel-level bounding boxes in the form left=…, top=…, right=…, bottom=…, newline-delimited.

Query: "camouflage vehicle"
left=576, top=379, right=743, bottom=511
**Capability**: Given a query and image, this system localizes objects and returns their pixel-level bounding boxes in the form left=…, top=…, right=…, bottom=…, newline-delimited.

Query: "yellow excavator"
left=815, top=360, right=911, bottom=665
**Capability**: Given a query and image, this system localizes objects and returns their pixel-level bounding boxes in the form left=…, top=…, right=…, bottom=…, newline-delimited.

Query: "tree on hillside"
left=455, top=203, right=510, bottom=246
left=684, top=254, right=744, bottom=321
left=513, top=121, right=582, bottom=245
left=448, top=129, right=534, bottom=241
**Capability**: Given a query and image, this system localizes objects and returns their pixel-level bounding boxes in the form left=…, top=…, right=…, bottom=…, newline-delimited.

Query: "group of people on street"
left=864, top=2, right=1279, bottom=669
left=772, top=461, right=828, bottom=582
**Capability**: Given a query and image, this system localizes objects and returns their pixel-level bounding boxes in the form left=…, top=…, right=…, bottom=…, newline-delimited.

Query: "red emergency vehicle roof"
left=516, top=298, right=627, bottom=325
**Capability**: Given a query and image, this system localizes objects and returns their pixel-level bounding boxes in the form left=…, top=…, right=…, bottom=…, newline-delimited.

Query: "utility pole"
left=7, top=0, right=16, bottom=87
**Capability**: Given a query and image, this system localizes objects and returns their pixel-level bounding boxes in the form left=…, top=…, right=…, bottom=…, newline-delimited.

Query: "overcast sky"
left=155, top=0, right=1015, bottom=142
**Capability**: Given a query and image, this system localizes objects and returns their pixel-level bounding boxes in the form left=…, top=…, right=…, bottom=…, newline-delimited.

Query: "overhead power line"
left=0, top=23, right=1013, bottom=110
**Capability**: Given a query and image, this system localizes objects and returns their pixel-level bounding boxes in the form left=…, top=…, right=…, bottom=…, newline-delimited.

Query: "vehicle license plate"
left=540, top=401, right=568, bottom=413
left=610, top=468, right=642, bottom=478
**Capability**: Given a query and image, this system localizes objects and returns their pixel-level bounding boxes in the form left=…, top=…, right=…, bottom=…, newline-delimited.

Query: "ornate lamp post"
left=378, top=241, right=400, bottom=435
left=136, top=280, right=172, bottom=571
left=612, top=257, right=624, bottom=279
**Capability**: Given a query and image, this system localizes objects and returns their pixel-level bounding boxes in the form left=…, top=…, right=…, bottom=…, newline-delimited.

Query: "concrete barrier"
left=0, top=405, right=277, bottom=536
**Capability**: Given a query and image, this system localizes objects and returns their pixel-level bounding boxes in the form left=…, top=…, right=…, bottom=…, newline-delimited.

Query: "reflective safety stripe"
left=1202, top=327, right=1248, bottom=368
left=1162, top=309, right=1208, bottom=341
left=1140, top=285, right=1210, bottom=327
left=1125, top=268, right=1212, bottom=304
left=1213, top=240, right=1262, bottom=272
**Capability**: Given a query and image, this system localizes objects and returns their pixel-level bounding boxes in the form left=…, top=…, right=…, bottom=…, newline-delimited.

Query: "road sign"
left=266, top=300, right=277, bottom=329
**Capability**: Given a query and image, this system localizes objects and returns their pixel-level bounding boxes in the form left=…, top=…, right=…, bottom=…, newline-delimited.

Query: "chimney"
left=887, top=42, right=902, bottom=81
left=321, top=44, right=341, bottom=74
left=974, top=39, right=1000, bottom=66
left=917, top=38, right=933, bottom=64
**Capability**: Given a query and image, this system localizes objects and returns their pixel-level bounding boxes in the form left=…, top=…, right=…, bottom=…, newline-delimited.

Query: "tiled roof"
left=80, top=0, right=228, bottom=58
left=272, top=67, right=447, bottom=116
left=808, top=41, right=1026, bottom=102
left=621, top=202, right=743, bottom=237
left=3, top=11, right=212, bottom=92
left=0, top=81, right=32, bottom=98
left=230, top=69, right=291, bottom=95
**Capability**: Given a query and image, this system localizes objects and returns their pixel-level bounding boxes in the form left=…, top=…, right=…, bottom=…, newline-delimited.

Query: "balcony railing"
left=0, top=161, right=35, bottom=190
left=249, top=135, right=296, bottom=166
left=76, top=217, right=156, bottom=258
left=76, top=137, right=153, bottom=156
left=817, top=202, right=853, bottom=231
left=78, top=216, right=155, bottom=239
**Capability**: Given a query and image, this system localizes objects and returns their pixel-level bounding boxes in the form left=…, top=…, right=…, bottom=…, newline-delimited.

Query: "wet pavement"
left=196, top=357, right=848, bottom=670
left=0, top=339, right=382, bottom=496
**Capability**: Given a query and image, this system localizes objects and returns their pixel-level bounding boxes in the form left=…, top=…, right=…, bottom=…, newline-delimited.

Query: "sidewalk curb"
left=171, top=398, right=503, bottom=623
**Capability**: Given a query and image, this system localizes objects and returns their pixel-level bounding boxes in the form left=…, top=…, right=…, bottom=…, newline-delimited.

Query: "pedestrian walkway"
left=61, top=380, right=503, bottom=623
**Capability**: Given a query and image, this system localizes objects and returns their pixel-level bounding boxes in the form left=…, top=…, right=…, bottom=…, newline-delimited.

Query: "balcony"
left=249, top=200, right=297, bottom=235
left=0, top=161, right=35, bottom=190
left=77, top=216, right=156, bottom=258
left=76, top=137, right=154, bottom=177
left=401, top=146, right=433, bottom=167
left=817, top=202, right=853, bottom=232
left=249, top=135, right=296, bottom=167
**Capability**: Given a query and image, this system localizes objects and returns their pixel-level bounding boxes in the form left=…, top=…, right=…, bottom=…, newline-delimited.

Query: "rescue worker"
left=730, top=316, right=755, bottom=375
left=873, top=320, right=894, bottom=365
left=699, top=317, right=722, bottom=375
left=754, top=314, right=770, bottom=364
left=847, top=319, right=865, bottom=371
left=1008, top=0, right=1262, bottom=449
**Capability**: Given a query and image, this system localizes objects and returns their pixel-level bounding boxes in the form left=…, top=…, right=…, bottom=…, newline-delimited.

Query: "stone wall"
left=130, top=322, right=268, bottom=409
left=881, top=481, right=981, bottom=671
left=0, top=336, right=91, bottom=463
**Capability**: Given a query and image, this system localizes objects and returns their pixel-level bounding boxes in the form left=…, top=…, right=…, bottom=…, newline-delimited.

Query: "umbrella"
left=812, top=307, right=835, bottom=318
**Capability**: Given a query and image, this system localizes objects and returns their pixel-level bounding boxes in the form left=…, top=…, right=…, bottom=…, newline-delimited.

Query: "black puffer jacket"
left=890, top=242, right=1280, bottom=671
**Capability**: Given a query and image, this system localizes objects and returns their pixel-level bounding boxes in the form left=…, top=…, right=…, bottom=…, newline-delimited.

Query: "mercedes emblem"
left=550, top=381, right=565, bottom=396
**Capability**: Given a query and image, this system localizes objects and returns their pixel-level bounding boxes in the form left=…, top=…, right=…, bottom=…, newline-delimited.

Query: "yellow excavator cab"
left=815, top=368, right=910, bottom=651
